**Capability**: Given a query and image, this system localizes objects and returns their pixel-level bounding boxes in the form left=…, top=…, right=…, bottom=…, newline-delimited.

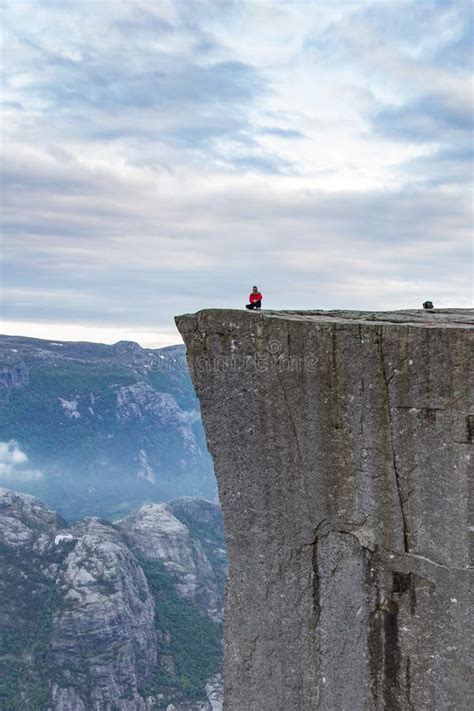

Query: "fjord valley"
left=0, top=335, right=215, bottom=521
left=0, top=334, right=226, bottom=709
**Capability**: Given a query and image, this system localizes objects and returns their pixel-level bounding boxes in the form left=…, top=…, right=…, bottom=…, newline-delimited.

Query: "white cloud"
left=0, top=441, right=43, bottom=482
left=0, top=0, right=472, bottom=343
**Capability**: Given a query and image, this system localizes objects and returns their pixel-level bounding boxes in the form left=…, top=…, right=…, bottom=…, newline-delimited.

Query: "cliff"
left=0, top=488, right=225, bottom=710
left=176, top=308, right=473, bottom=711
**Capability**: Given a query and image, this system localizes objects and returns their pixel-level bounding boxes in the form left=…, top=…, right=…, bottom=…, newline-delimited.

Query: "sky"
left=1, top=0, right=472, bottom=347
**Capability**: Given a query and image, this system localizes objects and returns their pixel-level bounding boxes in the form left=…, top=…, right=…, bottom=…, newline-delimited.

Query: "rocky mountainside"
left=177, top=308, right=473, bottom=711
left=0, top=335, right=215, bottom=520
left=0, top=487, right=226, bottom=711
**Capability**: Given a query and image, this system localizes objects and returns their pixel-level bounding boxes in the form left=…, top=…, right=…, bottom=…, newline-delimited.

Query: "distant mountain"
left=0, top=488, right=226, bottom=710
left=0, top=335, right=215, bottom=520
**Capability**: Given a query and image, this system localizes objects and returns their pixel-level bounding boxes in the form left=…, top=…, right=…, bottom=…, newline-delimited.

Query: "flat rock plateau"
left=176, top=308, right=473, bottom=711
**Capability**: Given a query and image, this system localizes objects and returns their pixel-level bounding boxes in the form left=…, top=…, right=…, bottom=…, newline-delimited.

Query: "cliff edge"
left=176, top=309, right=473, bottom=711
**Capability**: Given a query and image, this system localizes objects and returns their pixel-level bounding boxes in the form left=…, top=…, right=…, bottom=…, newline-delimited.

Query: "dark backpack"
left=423, top=301, right=434, bottom=310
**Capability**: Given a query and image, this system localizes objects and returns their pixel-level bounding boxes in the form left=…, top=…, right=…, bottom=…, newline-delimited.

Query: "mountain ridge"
left=0, top=335, right=215, bottom=520
left=0, top=486, right=226, bottom=710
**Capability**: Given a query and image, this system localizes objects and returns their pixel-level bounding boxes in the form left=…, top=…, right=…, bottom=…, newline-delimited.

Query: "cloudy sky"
left=1, top=0, right=472, bottom=347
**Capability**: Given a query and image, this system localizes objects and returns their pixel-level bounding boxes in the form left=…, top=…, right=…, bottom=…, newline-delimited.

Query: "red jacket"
left=249, top=292, right=263, bottom=303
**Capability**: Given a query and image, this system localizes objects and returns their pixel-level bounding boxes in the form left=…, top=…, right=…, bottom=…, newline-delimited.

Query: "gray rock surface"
left=0, top=362, right=29, bottom=404
left=51, top=517, right=158, bottom=710
left=176, top=308, right=473, bottom=711
left=118, top=500, right=225, bottom=620
left=0, top=488, right=225, bottom=710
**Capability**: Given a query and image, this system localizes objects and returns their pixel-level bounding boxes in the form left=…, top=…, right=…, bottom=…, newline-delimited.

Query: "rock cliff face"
left=0, top=488, right=225, bottom=710
left=118, top=500, right=226, bottom=621
left=51, top=516, right=158, bottom=711
left=176, top=308, right=473, bottom=711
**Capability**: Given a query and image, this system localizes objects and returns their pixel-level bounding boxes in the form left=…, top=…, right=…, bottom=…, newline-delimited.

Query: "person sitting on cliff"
left=246, top=286, right=263, bottom=310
